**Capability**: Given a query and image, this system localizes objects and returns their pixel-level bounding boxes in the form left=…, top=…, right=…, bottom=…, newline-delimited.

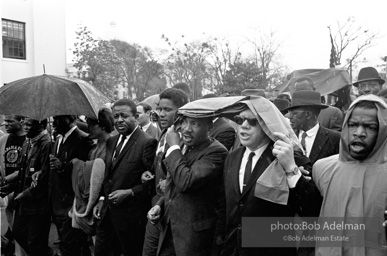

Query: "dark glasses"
left=234, top=115, right=258, bottom=126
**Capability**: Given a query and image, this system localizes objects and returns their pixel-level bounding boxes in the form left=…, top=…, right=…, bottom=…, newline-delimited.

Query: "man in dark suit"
left=317, top=105, right=343, bottom=132
left=142, top=88, right=189, bottom=256
left=202, top=94, right=236, bottom=151
left=49, top=115, right=93, bottom=256
left=147, top=114, right=228, bottom=256
left=219, top=96, right=317, bottom=256
left=287, top=91, right=341, bottom=166
left=210, top=117, right=236, bottom=151
left=137, top=102, right=159, bottom=139
left=93, top=99, right=157, bottom=256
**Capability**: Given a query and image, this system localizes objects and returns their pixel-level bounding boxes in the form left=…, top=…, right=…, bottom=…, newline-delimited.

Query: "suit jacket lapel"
left=241, top=142, right=275, bottom=197
left=112, top=128, right=140, bottom=168
left=57, top=128, right=78, bottom=156
left=309, top=126, right=328, bottom=164
left=232, top=147, right=245, bottom=196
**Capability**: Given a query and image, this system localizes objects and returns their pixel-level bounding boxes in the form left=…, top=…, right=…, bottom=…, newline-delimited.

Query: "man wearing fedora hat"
left=273, top=98, right=290, bottom=116
left=286, top=91, right=341, bottom=166
left=293, top=76, right=344, bottom=131
left=286, top=90, right=341, bottom=256
left=353, top=66, right=385, bottom=96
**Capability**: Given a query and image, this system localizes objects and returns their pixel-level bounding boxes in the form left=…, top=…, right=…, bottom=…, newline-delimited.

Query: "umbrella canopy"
left=142, top=94, right=160, bottom=110
left=0, top=74, right=111, bottom=120
left=177, top=96, right=249, bottom=119
left=275, top=68, right=350, bottom=95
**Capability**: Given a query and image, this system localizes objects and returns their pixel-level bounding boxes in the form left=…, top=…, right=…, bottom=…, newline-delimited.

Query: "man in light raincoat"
left=291, top=94, right=387, bottom=255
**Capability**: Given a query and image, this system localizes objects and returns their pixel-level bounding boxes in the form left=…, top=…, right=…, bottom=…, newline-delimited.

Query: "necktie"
left=57, top=136, right=65, bottom=154
left=156, top=134, right=166, bottom=154
left=301, top=132, right=307, bottom=152
left=243, top=152, right=255, bottom=192
left=182, top=145, right=192, bottom=156
left=113, top=135, right=127, bottom=162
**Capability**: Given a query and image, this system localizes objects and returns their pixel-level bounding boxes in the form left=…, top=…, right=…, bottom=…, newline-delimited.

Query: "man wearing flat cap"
left=147, top=113, right=228, bottom=256
left=287, top=91, right=341, bottom=166
left=353, top=67, right=385, bottom=95
left=353, top=66, right=385, bottom=96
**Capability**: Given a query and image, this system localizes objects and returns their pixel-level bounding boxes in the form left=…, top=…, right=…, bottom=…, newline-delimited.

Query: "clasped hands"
left=49, top=155, right=63, bottom=171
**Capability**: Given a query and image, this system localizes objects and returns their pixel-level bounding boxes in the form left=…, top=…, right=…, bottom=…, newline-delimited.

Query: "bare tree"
left=204, top=37, right=242, bottom=93
left=162, top=35, right=212, bottom=100
left=328, top=16, right=381, bottom=70
left=246, top=28, right=286, bottom=90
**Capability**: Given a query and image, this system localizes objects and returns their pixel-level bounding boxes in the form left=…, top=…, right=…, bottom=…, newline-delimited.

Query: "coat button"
left=169, top=199, right=172, bottom=203
left=239, top=202, right=244, bottom=207
left=238, top=224, right=241, bottom=229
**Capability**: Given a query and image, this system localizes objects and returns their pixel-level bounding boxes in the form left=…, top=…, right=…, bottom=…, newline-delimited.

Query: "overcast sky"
left=65, top=0, right=387, bottom=72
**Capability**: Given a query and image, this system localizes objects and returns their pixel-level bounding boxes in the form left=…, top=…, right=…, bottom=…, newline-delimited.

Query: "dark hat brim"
left=284, top=104, right=329, bottom=112
left=353, top=78, right=385, bottom=87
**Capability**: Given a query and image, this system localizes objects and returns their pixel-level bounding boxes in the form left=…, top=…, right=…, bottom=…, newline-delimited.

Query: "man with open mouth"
left=292, top=94, right=387, bottom=255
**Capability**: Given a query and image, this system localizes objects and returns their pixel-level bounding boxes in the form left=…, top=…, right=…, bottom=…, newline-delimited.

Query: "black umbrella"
left=0, top=74, right=111, bottom=120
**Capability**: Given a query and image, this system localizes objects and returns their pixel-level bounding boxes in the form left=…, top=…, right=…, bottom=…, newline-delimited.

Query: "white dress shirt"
left=239, top=143, right=269, bottom=193
left=298, top=123, right=319, bottom=157
left=142, top=122, right=151, bottom=133
left=114, top=126, right=138, bottom=156
left=56, top=126, right=77, bottom=154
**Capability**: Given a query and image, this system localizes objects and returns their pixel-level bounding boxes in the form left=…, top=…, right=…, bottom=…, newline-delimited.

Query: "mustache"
left=349, top=140, right=367, bottom=147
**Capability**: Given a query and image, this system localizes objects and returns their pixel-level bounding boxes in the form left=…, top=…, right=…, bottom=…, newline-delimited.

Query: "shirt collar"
left=304, top=123, right=319, bottom=137
left=142, top=122, right=151, bottom=132
left=63, top=126, right=77, bottom=142
left=120, top=126, right=138, bottom=141
left=245, top=141, right=270, bottom=157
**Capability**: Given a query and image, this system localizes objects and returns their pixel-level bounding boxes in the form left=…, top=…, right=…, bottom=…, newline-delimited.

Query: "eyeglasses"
left=234, top=115, right=258, bottom=126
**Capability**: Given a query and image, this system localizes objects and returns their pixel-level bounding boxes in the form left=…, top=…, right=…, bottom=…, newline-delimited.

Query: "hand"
left=3, top=172, right=18, bottom=184
left=0, top=182, right=11, bottom=198
left=50, top=156, right=62, bottom=171
left=93, top=200, right=104, bottom=219
left=31, top=171, right=42, bottom=188
left=108, top=189, right=133, bottom=205
left=147, top=205, right=161, bottom=225
left=299, top=166, right=311, bottom=181
left=157, top=179, right=167, bottom=193
left=141, top=171, right=154, bottom=183
left=272, top=132, right=297, bottom=173
left=166, top=125, right=180, bottom=147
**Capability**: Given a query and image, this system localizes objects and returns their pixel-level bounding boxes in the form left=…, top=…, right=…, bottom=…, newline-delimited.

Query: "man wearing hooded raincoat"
left=292, top=94, right=387, bottom=255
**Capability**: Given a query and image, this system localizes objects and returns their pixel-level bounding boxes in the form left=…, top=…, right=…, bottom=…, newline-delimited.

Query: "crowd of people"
left=0, top=66, right=386, bottom=256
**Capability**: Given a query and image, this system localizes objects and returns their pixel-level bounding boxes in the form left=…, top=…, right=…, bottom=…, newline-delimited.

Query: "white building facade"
left=1, top=0, right=66, bottom=86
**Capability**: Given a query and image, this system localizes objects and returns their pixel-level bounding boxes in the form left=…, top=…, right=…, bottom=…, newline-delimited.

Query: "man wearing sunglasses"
left=219, top=97, right=316, bottom=256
